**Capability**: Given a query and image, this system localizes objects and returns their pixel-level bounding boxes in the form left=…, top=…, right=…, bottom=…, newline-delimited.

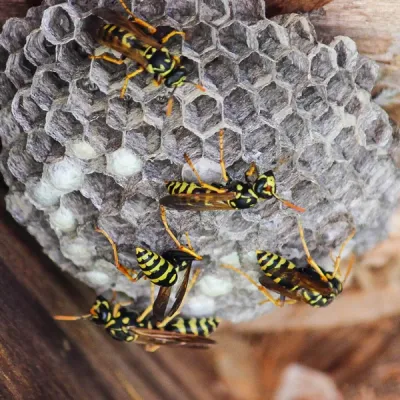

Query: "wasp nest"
left=1, top=0, right=399, bottom=322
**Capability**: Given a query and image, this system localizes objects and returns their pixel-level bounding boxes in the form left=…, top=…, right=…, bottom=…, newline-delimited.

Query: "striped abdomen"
left=136, top=247, right=178, bottom=287
left=166, top=181, right=209, bottom=195
left=164, top=317, right=221, bottom=337
left=97, top=24, right=146, bottom=53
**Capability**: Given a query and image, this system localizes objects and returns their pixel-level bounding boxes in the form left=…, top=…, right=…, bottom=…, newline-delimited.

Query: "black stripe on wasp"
left=54, top=293, right=219, bottom=351
left=221, top=220, right=356, bottom=307
left=95, top=206, right=203, bottom=327
left=160, top=129, right=305, bottom=213
left=89, top=0, right=205, bottom=115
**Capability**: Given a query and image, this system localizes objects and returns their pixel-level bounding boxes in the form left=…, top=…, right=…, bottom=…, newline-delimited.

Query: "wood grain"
left=265, top=0, right=333, bottom=18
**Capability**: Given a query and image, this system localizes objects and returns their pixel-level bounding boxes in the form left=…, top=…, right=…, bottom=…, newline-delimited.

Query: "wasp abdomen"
left=136, top=247, right=178, bottom=287
left=164, top=317, right=220, bottom=337
left=166, top=181, right=207, bottom=195
left=256, top=251, right=296, bottom=276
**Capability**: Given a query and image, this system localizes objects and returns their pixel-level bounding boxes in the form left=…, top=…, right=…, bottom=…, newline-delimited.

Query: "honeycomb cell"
left=219, top=21, right=250, bottom=60
left=0, top=150, right=15, bottom=186
left=279, top=113, right=309, bottom=149
left=120, top=193, right=158, bottom=226
left=334, top=127, right=360, bottom=162
left=43, top=157, right=85, bottom=193
left=0, top=17, right=36, bottom=53
left=200, top=0, right=230, bottom=26
left=276, top=51, right=309, bottom=87
left=56, top=40, right=90, bottom=79
left=27, top=217, right=59, bottom=250
left=45, top=104, right=84, bottom=144
left=24, top=29, right=56, bottom=66
left=66, top=0, right=98, bottom=13
left=60, top=235, right=97, bottom=268
left=12, top=88, right=45, bottom=132
left=223, top=87, right=257, bottom=130
left=80, top=172, right=123, bottom=212
left=74, top=14, right=99, bottom=54
left=296, top=85, right=328, bottom=117
left=355, top=57, right=379, bottom=92
left=5, top=49, right=36, bottom=89
left=8, top=139, right=43, bottom=183
left=0, top=107, right=23, bottom=148
left=331, top=36, right=358, bottom=70
left=67, top=78, right=107, bottom=122
left=66, top=139, right=99, bottom=160
left=125, top=122, right=161, bottom=157
left=291, top=179, right=324, bottom=209
left=232, top=0, right=263, bottom=23
left=31, top=68, right=69, bottom=111
left=344, top=94, right=364, bottom=117
left=0, top=45, right=9, bottom=72
left=5, top=190, right=38, bottom=225
left=61, top=190, right=99, bottom=224
left=256, top=22, right=290, bottom=61
left=163, top=126, right=203, bottom=162
left=317, top=162, right=356, bottom=199
left=86, top=117, right=122, bottom=154
left=238, top=52, right=273, bottom=89
left=106, top=96, right=143, bottom=131
left=0, top=73, right=16, bottom=109
left=310, top=106, right=342, bottom=140
left=89, top=54, right=126, bottom=95
left=318, top=213, right=355, bottom=248
left=285, top=15, right=317, bottom=55
left=27, top=127, right=65, bottom=163
left=259, top=82, right=290, bottom=121
left=132, top=0, right=166, bottom=20
left=203, top=54, right=238, bottom=94
left=243, top=123, right=279, bottom=168
left=143, top=158, right=181, bottom=182
left=310, top=45, right=337, bottom=83
left=165, top=0, right=196, bottom=25
left=327, top=70, right=354, bottom=106
left=204, top=129, right=241, bottom=166
left=142, top=94, right=177, bottom=128
left=42, top=5, right=76, bottom=45
left=220, top=211, right=256, bottom=241
left=106, top=148, right=143, bottom=178
left=183, top=22, right=215, bottom=57
left=359, top=103, right=392, bottom=149
left=297, top=143, right=332, bottom=176
left=184, top=94, right=222, bottom=136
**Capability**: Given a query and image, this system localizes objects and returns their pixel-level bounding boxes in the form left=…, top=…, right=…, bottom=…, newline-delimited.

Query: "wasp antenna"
left=274, top=194, right=305, bottom=213
left=54, top=314, right=92, bottom=321
left=187, top=81, right=206, bottom=92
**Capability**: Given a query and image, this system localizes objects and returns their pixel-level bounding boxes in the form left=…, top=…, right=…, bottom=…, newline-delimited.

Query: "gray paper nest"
left=0, top=0, right=399, bottom=322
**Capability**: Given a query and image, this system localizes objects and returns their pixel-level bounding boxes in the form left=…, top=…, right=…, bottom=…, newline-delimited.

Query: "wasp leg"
left=136, top=283, right=156, bottom=323
left=332, top=228, right=356, bottom=280
left=120, top=67, right=145, bottom=98
left=220, top=264, right=283, bottom=307
left=297, top=220, right=329, bottom=282
left=343, top=253, right=356, bottom=284
left=118, top=0, right=157, bottom=33
left=161, top=30, right=185, bottom=44
left=95, top=228, right=138, bottom=282
left=157, top=269, right=201, bottom=328
left=89, top=53, right=125, bottom=65
left=219, top=129, right=229, bottom=183
left=183, top=153, right=227, bottom=194
left=258, top=297, right=297, bottom=306
left=160, top=206, right=202, bottom=260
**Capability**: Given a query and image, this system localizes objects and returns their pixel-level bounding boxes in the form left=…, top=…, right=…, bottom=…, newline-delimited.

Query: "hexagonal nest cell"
left=0, top=0, right=399, bottom=325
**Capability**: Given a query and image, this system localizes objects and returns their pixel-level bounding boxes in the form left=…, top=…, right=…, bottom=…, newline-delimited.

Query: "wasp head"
left=253, top=171, right=276, bottom=199
left=90, top=296, right=112, bottom=325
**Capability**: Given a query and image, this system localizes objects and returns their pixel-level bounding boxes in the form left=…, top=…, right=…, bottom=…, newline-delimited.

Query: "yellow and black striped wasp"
left=160, top=129, right=305, bottom=212
left=54, top=294, right=218, bottom=351
left=222, top=220, right=356, bottom=307
left=89, top=0, right=205, bottom=115
left=95, top=206, right=202, bottom=325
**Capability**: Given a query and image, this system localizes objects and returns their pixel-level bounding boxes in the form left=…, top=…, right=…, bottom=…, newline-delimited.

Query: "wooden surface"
left=265, top=0, right=333, bottom=17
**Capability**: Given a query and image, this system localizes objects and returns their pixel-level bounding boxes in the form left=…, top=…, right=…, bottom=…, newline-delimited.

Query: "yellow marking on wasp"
left=148, top=259, right=170, bottom=274
left=122, top=317, right=130, bottom=324
left=303, top=292, right=311, bottom=301
left=105, top=320, right=116, bottom=329
left=188, top=318, right=199, bottom=335
left=199, top=318, right=209, bottom=336
left=208, top=318, right=217, bottom=330
left=151, top=268, right=173, bottom=283
left=171, top=318, right=186, bottom=334
left=178, top=182, right=189, bottom=193
left=274, top=277, right=281, bottom=283
left=168, top=274, right=178, bottom=284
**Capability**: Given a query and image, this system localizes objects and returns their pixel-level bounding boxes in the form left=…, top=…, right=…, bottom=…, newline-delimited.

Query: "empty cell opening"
left=45, top=7, right=75, bottom=43
left=363, top=111, right=390, bottom=147
left=12, top=92, right=45, bottom=132
left=75, top=15, right=101, bottom=53
left=239, top=52, right=273, bottom=88
left=243, top=124, right=279, bottom=163
left=287, top=19, right=316, bottom=54
left=0, top=73, right=17, bottom=109
left=355, top=62, right=378, bottom=91
left=298, top=143, right=332, bottom=174
left=163, top=126, right=203, bottom=161
left=125, top=123, right=161, bottom=156
left=46, top=109, right=83, bottom=144
left=6, top=50, right=36, bottom=88
left=327, top=70, right=354, bottom=106
left=259, top=82, right=289, bottom=116
left=143, top=159, right=181, bottom=181
left=311, top=47, right=337, bottom=82
left=296, top=85, right=327, bottom=115
left=32, top=71, right=69, bottom=111
left=184, top=22, right=214, bottom=55
left=345, top=96, right=362, bottom=116
left=24, top=30, right=56, bottom=66
left=276, top=51, right=309, bottom=86
left=68, top=0, right=99, bottom=12
left=58, top=40, right=90, bottom=71
left=224, top=87, right=256, bottom=126
left=86, top=118, right=122, bottom=153
left=280, top=113, right=307, bottom=148
left=257, top=24, right=289, bottom=60
left=0, top=45, right=9, bottom=72
left=219, top=22, right=249, bottom=58
left=204, top=129, right=241, bottom=165
left=166, top=0, right=196, bottom=25
left=203, top=55, right=238, bottom=92
left=233, top=0, right=263, bottom=22
left=184, top=95, right=222, bottom=134
left=27, top=129, right=65, bottom=163
left=134, top=0, right=166, bottom=20
left=200, top=0, right=228, bottom=25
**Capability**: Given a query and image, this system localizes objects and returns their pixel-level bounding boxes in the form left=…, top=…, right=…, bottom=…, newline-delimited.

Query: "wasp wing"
left=166, top=265, right=191, bottom=319
left=93, top=8, right=163, bottom=49
left=159, top=192, right=237, bottom=211
left=259, top=275, right=303, bottom=303
left=152, top=286, right=171, bottom=323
